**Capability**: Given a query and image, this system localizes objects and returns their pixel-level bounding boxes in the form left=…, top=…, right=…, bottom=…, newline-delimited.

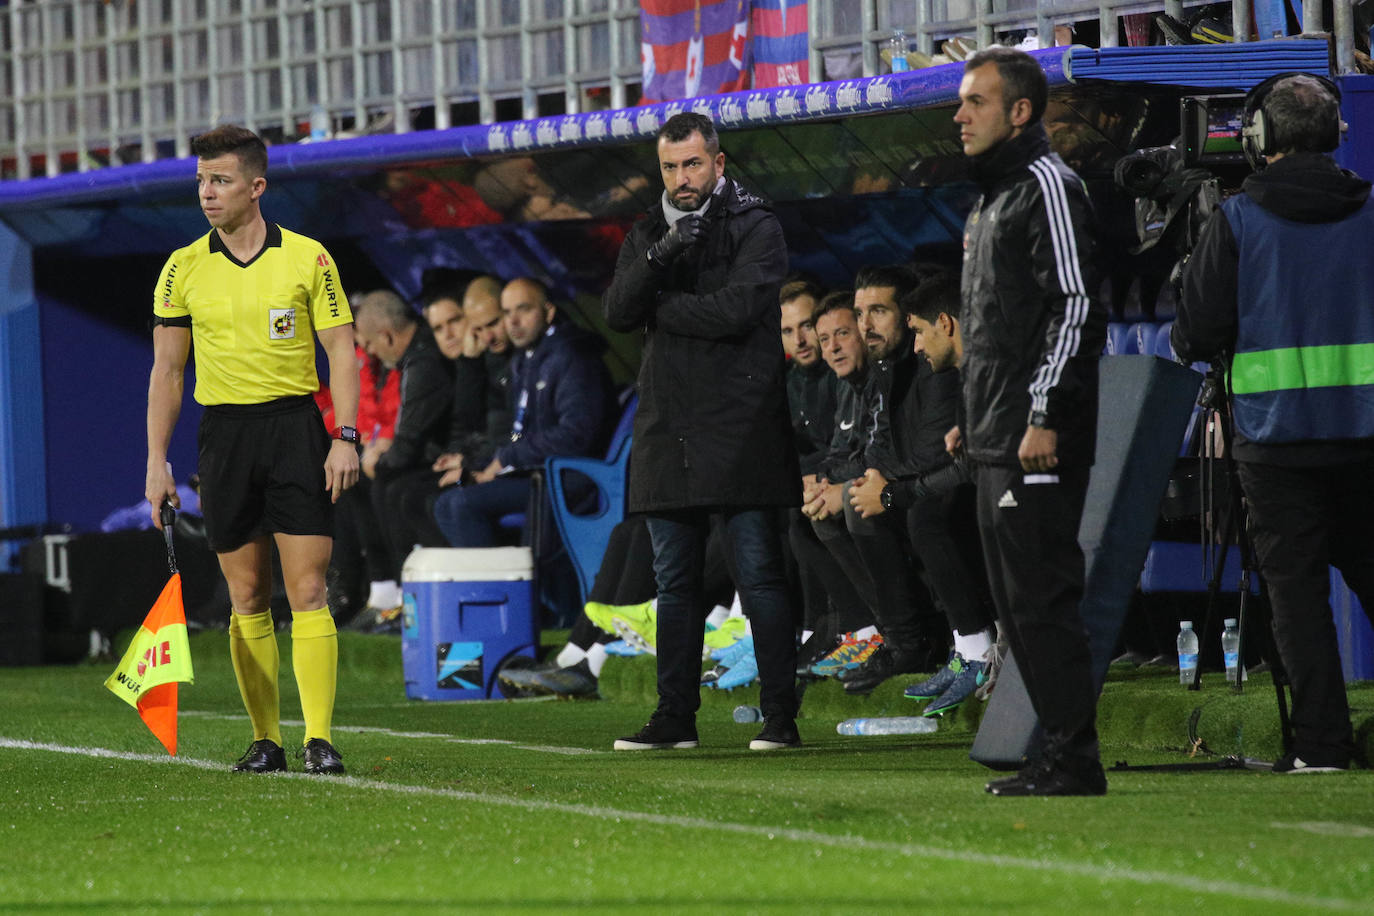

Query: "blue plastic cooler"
left=401, top=547, right=536, bottom=700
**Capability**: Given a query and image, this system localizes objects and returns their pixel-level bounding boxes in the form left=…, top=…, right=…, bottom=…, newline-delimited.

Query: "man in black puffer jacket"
left=605, top=112, right=800, bottom=752
left=955, top=48, right=1107, bottom=797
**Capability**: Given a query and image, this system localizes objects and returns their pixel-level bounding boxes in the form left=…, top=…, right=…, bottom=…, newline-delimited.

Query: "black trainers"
left=523, top=660, right=600, bottom=698
left=749, top=718, right=801, bottom=750
left=613, top=711, right=699, bottom=750
left=986, top=754, right=1107, bottom=797
left=302, top=737, right=347, bottom=775
left=1272, top=751, right=1348, bottom=774
left=841, top=644, right=926, bottom=695
left=1154, top=13, right=1196, bottom=45
left=232, top=739, right=287, bottom=773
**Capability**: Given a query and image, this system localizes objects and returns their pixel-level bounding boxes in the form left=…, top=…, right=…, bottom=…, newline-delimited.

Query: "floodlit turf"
left=2, top=631, right=1372, bottom=913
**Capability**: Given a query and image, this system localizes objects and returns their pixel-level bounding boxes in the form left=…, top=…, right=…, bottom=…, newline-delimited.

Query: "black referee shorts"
left=197, top=395, right=334, bottom=552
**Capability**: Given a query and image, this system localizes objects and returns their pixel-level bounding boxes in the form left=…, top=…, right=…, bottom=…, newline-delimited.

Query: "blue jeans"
left=432, top=477, right=531, bottom=547
left=646, top=508, right=797, bottom=721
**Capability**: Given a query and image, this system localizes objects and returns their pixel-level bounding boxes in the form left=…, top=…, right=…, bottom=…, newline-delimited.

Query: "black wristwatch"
left=334, top=425, right=360, bottom=444
left=880, top=484, right=894, bottom=511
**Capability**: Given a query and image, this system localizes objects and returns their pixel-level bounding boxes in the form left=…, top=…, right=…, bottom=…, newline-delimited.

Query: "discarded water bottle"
left=309, top=103, right=330, bottom=141
left=1221, top=618, right=1240, bottom=684
left=836, top=716, right=937, bottom=736
left=889, top=28, right=910, bottom=73
left=1177, top=620, right=1199, bottom=686
left=732, top=705, right=764, bottom=723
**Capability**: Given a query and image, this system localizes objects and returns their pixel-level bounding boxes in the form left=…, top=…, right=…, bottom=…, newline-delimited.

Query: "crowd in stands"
left=321, top=257, right=1012, bottom=722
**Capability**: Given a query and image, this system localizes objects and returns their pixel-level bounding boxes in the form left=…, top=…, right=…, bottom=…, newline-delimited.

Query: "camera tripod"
left=1112, top=367, right=1294, bottom=773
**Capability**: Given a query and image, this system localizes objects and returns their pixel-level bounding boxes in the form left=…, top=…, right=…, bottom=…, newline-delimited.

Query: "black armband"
left=151, top=315, right=192, bottom=329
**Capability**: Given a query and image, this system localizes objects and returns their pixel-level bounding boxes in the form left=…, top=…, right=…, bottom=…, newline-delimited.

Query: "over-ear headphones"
left=1241, top=71, right=1344, bottom=169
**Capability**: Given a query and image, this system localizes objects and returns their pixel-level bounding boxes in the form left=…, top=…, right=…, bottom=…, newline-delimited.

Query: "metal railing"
left=0, top=0, right=1355, bottom=180
left=2, top=0, right=642, bottom=179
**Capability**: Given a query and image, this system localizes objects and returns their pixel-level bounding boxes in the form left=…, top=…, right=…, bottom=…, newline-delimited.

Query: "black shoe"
left=1154, top=13, right=1196, bottom=45
left=1190, top=15, right=1234, bottom=43
left=613, top=710, right=699, bottom=750
left=522, top=659, right=600, bottom=698
left=986, top=755, right=1107, bottom=796
left=749, top=718, right=801, bottom=750
left=496, top=656, right=562, bottom=698
left=232, top=739, right=287, bottom=773
left=302, top=737, right=347, bottom=775
left=841, top=644, right=924, bottom=695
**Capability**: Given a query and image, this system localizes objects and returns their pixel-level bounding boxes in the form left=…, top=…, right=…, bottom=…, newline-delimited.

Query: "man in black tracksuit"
left=604, top=112, right=801, bottom=751
left=955, top=48, right=1107, bottom=796
left=1172, top=74, right=1374, bottom=773
left=850, top=271, right=997, bottom=715
left=781, top=283, right=869, bottom=648
left=825, top=265, right=947, bottom=694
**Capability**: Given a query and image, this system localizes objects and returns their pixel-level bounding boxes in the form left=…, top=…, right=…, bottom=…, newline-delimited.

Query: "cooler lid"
left=401, top=546, right=534, bottom=582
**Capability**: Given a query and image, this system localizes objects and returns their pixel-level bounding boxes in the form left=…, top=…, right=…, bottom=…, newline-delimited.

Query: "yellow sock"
left=228, top=610, right=281, bottom=746
left=291, top=608, right=338, bottom=745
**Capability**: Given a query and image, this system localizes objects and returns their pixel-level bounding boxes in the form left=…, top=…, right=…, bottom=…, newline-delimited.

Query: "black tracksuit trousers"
left=975, top=463, right=1100, bottom=763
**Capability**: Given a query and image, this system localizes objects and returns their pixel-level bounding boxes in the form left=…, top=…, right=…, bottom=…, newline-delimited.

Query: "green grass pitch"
left=1, top=630, right=1371, bottom=913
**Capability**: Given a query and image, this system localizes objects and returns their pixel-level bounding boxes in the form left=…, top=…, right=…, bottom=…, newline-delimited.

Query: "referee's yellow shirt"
left=152, top=223, right=353, bottom=406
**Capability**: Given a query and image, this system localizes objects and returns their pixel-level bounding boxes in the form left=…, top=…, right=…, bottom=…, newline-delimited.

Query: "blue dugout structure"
left=0, top=38, right=1368, bottom=672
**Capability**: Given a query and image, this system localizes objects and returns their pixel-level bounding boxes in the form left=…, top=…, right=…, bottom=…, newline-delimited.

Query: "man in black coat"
left=604, top=112, right=800, bottom=751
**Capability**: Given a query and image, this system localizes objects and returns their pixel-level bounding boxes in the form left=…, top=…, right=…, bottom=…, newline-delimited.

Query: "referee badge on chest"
left=269, top=308, right=297, bottom=339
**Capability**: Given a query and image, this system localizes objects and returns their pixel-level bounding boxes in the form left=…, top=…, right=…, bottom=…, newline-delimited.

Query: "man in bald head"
left=432, top=276, right=617, bottom=547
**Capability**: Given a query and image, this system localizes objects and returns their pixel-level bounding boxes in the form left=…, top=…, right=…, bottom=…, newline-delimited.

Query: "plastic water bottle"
left=889, top=29, right=910, bottom=73
left=732, top=705, right=763, bottom=723
left=1221, top=618, right=1241, bottom=684
left=1177, top=620, right=1199, bottom=686
left=836, top=717, right=937, bottom=736
left=309, top=103, right=330, bottom=141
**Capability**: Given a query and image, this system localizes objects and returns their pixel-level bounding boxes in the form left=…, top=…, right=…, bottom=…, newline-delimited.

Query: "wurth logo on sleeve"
left=316, top=252, right=330, bottom=268
left=161, top=262, right=178, bottom=307
left=322, top=268, right=340, bottom=319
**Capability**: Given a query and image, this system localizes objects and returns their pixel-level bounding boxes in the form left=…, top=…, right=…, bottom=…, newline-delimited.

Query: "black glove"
left=647, top=213, right=708, bottom=267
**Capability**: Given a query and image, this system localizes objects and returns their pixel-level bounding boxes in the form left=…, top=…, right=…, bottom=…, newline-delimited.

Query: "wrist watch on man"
left=334, top=425, right=360, bottom=444
left=880, top=483, right=894, bottom=511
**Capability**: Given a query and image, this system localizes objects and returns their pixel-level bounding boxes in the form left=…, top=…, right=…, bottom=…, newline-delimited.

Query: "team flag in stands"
left=104, top=573, right=194, bottom=755
left=751, top=0, right=808, bottom=87
left=641, top=0, right=753, bottom=103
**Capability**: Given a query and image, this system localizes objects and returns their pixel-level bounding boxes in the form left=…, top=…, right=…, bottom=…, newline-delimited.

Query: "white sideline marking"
left=179, top=710, right=603, bottom=756
left=1272, top=821, right=1374, bottom=839
left=0, top=736, right=1365, bottom=911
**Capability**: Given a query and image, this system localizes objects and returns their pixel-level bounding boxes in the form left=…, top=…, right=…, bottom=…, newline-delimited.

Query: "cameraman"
left=1172, top=74, right=1374, bottom=774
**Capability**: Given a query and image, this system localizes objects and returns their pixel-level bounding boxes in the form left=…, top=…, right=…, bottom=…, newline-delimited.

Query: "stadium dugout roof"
left=0, top=39, right=1340, bottom=301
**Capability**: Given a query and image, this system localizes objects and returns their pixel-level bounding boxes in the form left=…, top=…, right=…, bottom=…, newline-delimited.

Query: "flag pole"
left=161, top=501, right=178, bottom=575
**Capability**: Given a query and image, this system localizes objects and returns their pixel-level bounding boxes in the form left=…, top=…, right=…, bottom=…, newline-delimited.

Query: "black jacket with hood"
left=1173, top=152, right=1374, bottom=465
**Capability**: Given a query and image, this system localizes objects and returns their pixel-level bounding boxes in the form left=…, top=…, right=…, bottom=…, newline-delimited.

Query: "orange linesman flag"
left=104, top=572, right=195, bottom=755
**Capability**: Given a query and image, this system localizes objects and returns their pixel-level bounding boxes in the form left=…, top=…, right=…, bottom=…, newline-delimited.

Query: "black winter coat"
left=961, top=123, right=1105, bottom=468
left=787, top=359, right=838, bottom=478
left=868, top=342, right=961, bottom=480
left=604, top=177, right=799, bottom=511
left=376, top=324, right=454, bottom=473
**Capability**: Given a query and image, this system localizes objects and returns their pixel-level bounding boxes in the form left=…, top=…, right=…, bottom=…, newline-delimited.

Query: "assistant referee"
left=145, top=125, right=361, bottom=775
